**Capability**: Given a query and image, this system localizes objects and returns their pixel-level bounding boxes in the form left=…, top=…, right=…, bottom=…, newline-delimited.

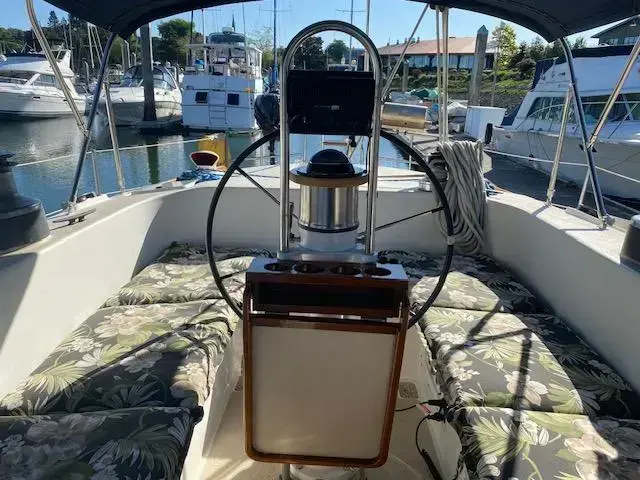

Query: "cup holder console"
left=264, top=262, right=291, bottom=272
left=364, top=267, right=392, bottom=277
left=294, top=263, right=325, bottom=274
left=330, top=265, right=362, bottom=276
left=266, top=261, right=393, bottom=277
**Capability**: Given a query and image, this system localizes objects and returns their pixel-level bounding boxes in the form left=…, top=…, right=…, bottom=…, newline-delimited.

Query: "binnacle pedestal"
left=243, top=257, right=409, bottom=469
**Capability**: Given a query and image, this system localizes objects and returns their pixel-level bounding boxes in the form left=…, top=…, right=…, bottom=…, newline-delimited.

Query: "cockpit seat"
left=102, top=243, right=273, bottom=307
left=451, top=406, right=640, bottom=479
left=0, top=299, right=238, bottom=415
left=379, top=250, right=549, bottom=314
left=399, top=251, right=640, bottom=479
left=420, top=307, right=640, bottom=419
left=0, top=406, right=198, bottom=478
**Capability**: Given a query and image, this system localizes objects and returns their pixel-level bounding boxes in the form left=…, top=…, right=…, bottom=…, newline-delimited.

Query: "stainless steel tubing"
left=279, top=21, right=383, bottom=254
left=560, top=38, right=608, bottom=225
left=103, top=82, right=125, bottom=193
left=546, top=87, right=573, bottom=205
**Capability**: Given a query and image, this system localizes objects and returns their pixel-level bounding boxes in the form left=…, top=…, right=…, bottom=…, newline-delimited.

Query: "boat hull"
left=493, top=127, right=640, bottom=201
left=0, top=90, right=85, bottom=119
left=97, top=99, right=182, bottom=126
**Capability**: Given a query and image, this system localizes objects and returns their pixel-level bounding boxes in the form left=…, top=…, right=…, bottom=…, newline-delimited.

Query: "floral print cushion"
left=0, top=406, right=196, bottom=479
left=421, top=307, right=640, bottom=418
left=102, top=243, right=273, bottom=307
left=453, top=406, right=640, bottom=480
left=0, top=300, right=238, bottom=415
left=378, top=250, right=547, bottom=314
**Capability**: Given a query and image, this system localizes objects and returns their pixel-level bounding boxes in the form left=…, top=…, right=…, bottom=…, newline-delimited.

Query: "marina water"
left=3, top=117, right=410, bottom=213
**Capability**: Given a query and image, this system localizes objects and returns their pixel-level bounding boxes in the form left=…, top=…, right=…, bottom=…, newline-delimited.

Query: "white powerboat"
left=2, top=1, right=640, bottom=480
left=491, top=46, right=640, bottom=201
left=182, top=28, right=263, bottom=131
left=96, top=64, right=182, bottom=126
left=0, top=48, right=86, bottom=118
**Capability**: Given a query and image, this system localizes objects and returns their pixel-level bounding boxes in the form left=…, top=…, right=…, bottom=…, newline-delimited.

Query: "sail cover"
left=44, top=0, right=638, bottom=41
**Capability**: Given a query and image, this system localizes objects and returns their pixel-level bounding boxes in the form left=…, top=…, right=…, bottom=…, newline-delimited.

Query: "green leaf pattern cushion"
left=420, top=307, right=640, bottom=418
left=378, top=250, right=548, bottom=314
left=0, top=300, right=238, bottom=415
left=0, top=407, right=196, bottom=479
left=453, top=407, right=640, bottom=480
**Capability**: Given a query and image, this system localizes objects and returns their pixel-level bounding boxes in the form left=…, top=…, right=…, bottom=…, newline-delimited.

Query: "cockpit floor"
left=201, top=391, right=434, bottom=480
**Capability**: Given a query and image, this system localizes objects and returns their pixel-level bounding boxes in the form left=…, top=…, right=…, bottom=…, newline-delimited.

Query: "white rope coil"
left=431, top=140, right=487, bottom=254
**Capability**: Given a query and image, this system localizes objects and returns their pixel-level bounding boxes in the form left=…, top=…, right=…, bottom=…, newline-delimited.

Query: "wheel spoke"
left=236, top=166, right=299, bottom=221
left=355, top=207, right=444, bottom=240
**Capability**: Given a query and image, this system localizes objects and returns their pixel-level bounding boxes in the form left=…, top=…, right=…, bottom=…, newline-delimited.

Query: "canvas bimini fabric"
left=42, top=0, right=639, bottom=41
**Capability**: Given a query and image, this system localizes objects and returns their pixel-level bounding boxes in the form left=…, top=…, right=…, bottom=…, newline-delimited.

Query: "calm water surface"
left=2, top=116, right=410, bottom=213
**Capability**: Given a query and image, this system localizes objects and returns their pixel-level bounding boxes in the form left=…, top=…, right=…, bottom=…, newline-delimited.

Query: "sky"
left=3, top=0, right=614, bottom=49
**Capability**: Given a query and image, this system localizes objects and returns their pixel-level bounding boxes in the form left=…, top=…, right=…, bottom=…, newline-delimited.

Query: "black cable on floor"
left=415, top=415, right=444, bottom=480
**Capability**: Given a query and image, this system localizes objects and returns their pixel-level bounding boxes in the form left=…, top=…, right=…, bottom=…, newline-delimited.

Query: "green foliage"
left=516, top=58, right=536, bottom=78
left=47, top=10, right=60, bottom=29
left=156, top=18, right=193, bottom=66
left=326, top=39, right=349, bottom=64
left=573, top=36, right=587, bottom=49
left=293, top=36, right=325, bottom=70
left=492, top=22, right=518, bottom=69
left=509, top=42, right=528, bottom=68
left=528, top=37, right=546, bottom=61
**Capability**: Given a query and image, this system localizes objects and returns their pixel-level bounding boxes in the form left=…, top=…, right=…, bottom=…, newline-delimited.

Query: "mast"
left=273, top=0, right=277, bottom=87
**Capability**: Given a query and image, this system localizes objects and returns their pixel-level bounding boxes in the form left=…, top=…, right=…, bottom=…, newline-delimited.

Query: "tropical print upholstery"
left=420, top=307, right=640, bottom=419
left=378, top=250, right=548, bottom=314
left=0, top=300, right=238, bottom=415
left=0, top=406, right=196, bottom=479
left=102, top=244, right=273, bottom=307
left=453, top=406, right=640, bottom=480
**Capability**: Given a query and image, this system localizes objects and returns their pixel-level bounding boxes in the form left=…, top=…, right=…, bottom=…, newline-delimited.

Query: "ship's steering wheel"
left=206, top=129, right=454, bottom=329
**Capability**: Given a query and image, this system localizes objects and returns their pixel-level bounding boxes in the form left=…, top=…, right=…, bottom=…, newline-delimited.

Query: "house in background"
left=592, top=16, right=640, bottom=46
left=370, top=36, right=494, bottom=71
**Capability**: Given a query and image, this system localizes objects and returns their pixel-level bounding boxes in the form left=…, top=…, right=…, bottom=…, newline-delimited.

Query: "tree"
left=573, top=36, right=587, bottom=49
left=250, top=26, right=273, bottom=51
left=509, top=41, right=528, bottom=68
left=156, top=19, right=193, bottom=66
left=250, top=26, right=275, bottom=71
left=491, top=22, right=517, bottom=69
left=47, top=11, right=60, bottom=29
left=528, top=37, right=545, bottom=61
left=516, top=58, right=536, bottom=78
left=326, top=39, right=349, bottom=64
left=544, top=39, right=565, bottom=59
left=293, top=36, right=324, bottom=70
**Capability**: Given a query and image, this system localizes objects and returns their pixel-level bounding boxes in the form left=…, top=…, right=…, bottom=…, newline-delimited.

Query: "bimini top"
left=44, top=0, right=638, bottom=41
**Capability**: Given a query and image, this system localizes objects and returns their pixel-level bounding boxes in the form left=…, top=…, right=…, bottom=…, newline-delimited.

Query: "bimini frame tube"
left=559, top=38, right=609, bottom=225
left=279, top=21, right=383, bottom=255
left=68, top=33, right=116, bottom=206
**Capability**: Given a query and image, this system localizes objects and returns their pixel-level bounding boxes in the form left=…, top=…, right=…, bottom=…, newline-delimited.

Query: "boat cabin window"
left=121, top=66, right=177, bottom=90
left=527, top=94, right=637, bottom=123
left=32, top=74, right=59, bottom=88
left=0, top=70, right=34, bottom=85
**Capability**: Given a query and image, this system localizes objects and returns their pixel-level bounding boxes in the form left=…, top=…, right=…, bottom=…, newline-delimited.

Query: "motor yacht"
left=96, top=64, right=182, bottom=126
left=0, top=48, right=86, bottom=118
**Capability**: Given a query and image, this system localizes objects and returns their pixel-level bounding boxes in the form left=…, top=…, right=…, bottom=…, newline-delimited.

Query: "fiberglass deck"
left=0, top=243, right=639, bottom=479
